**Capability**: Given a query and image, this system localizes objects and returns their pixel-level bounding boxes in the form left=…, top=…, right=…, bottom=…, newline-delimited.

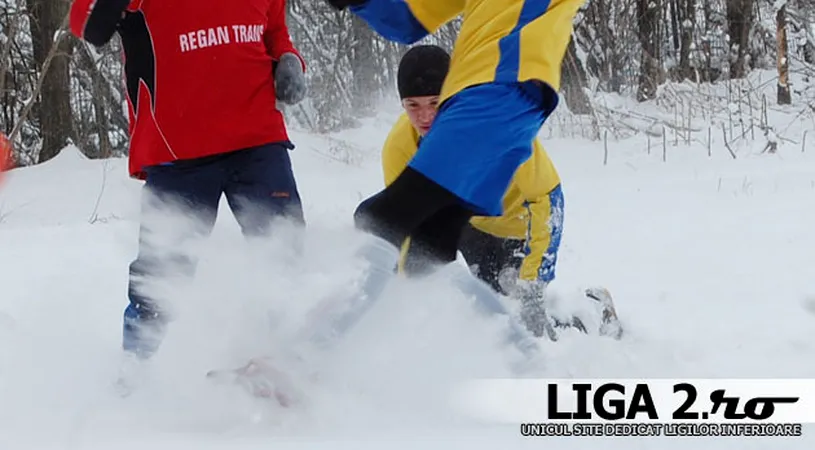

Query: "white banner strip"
left=449, top=379, right=815, bottom=424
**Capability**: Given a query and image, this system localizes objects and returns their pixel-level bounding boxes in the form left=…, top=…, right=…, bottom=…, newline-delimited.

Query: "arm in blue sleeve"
left=349, top=0, right=429, bottom=45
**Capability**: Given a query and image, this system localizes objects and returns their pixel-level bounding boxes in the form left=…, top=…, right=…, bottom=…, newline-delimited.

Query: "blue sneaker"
left=122, top=304, right=166, bottom=359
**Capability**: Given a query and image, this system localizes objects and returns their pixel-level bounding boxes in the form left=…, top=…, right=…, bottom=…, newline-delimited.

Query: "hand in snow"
left=275, top=53, right=306, bottom=105
left=513, top=279, right=559, bottom=341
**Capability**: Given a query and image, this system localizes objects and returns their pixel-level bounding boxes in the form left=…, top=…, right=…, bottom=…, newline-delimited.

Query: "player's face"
left=402, top=95, right=440, bottom=136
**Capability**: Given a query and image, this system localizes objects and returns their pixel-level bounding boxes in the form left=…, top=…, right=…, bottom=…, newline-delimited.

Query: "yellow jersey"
left=382, top=112, right=562, bottom=281
left=351, top=0, right=585, bottom=104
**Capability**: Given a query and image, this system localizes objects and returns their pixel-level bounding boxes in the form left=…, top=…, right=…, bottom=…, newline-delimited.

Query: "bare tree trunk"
left=669, top=0, right=681, bottom=60
left=727, top=0, right=754, bottom=79
left=350, top=15, right=378, bottom=117
left=575, top=0, right=625, bottom=93
left=777, top=4, right=791, bottom=105
left=560, top=34, right=592, bottom=115
left=383, top=41, right=404, bottom=93
left=0, top=0, right=25, bottom=124
left=26, top=0, right=75, bottom=163
left=637, top=0, right=661, bottom=101
left=701, top=0, right=715, bottom=82
left=804, top=0, right=815, bottom=64
left=677, top=0, right=696, bottom=81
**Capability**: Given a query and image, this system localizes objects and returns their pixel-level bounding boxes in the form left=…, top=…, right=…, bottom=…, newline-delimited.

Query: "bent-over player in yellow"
left=379, top=45, right=579, bottom=339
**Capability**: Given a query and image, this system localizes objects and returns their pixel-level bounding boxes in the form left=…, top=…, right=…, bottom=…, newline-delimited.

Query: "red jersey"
left=69, top=0, right=305, bottom=179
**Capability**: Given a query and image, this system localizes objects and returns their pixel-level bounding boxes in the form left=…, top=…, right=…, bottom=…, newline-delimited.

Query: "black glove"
left=275, top=53, right=307, bottom=105
left=82, top=0, right=130, bottom=47
left=324, top=0, right=369, bottom=11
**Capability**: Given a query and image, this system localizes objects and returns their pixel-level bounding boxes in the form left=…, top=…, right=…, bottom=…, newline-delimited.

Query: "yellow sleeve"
left=405, top=0, right=465, bottom=34
left=518, top=198, right=553, bottom=282
left=382, top=114, right=420, bottom=186
left=518, top=139, right=563, bottom=282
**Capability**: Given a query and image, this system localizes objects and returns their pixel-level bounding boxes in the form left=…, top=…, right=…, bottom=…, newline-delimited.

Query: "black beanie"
left=397, top=45, right=450, bottom=99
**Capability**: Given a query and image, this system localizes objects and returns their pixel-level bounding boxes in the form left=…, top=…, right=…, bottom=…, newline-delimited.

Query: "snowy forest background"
left=1, top=0, right=814, bottom=167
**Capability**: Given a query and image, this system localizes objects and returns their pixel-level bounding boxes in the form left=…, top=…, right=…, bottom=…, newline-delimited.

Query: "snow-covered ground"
left=1, top=100, right=814, bottom=449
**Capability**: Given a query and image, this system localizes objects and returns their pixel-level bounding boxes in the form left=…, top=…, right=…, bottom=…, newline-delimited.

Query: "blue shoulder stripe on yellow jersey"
left=350, top=0, right=429, bottom=45
left=496, top=0, right=552, bottom=82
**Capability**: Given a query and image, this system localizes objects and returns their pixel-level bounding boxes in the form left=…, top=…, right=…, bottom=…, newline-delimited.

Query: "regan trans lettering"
left=179, top=24, right=265, bottom=52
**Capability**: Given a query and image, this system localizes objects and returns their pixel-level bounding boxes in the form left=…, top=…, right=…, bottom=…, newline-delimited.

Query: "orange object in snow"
left=0, top=132, right=11, bottom=182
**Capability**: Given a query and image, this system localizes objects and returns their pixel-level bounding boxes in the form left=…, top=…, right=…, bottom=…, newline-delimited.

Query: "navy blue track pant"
left=123, top=143, right=304, bottom=357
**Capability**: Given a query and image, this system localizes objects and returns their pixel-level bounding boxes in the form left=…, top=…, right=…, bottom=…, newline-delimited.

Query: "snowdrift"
left=1, top=109, right=814, bottom=448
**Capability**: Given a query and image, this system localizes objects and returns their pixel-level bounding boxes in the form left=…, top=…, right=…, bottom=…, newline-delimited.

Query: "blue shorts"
left=407, top=81, right=550, bottom=217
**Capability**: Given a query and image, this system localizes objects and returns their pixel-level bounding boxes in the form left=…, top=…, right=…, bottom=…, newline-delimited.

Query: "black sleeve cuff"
left=83, top=0, right=130, bottom=46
